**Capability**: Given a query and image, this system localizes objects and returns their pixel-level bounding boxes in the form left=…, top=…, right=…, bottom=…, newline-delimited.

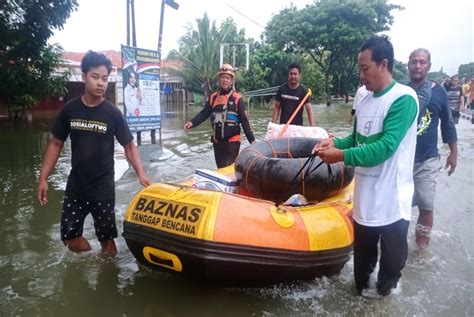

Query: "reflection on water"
left=0, top=103, right=473, bottom=316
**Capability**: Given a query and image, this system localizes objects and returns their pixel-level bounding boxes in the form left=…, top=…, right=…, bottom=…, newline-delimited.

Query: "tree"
left=458, top=62, right=474, bottom=80
left=392, top=60, right=409, bottom=84
left=265, top=0, right=401, bottom=105
left=0, top=0, right=78, bottom=121
left=170, top=13, right=228, bottom=101
left=239, top=42, right=293, bottom=92
left=427, top=68, right=448, bottom=84
left=219, top=17, right=248, bottom=69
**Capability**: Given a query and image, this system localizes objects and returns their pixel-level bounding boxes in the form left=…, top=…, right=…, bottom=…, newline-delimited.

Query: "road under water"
left=0, top=103, right=472, bottom=316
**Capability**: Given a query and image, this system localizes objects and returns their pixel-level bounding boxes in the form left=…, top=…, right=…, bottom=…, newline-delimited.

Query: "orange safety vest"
left=209, top=90, right=242, bottom=142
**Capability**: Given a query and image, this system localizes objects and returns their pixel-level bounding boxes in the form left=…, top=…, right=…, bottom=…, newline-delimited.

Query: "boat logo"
left=128, top=195, right=205, bottom=237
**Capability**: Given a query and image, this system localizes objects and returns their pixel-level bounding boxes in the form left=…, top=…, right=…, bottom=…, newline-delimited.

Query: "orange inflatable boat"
left=123, top=162, right=354, bottom=285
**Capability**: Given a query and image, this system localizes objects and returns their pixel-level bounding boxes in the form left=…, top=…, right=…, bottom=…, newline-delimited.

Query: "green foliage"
left=0, top=0, right=77, bottom=121
left=458, top=62, right=474, bottom=80
left=392, top=60, right=409, bottom=84
left=219, top=17, right=248, bottom=69
left=427, top=68, right=448, bottom=84
left=298, top=54, right=325, bottom=101
left=171, top=13, right=227, bottom=100
left=239, top=42, right=293, bottom=92
left=172, top=14, right=273, bottom=100
left=238, top=55, right=270, bottom=93
left=264, top=0, right=401, bottom=105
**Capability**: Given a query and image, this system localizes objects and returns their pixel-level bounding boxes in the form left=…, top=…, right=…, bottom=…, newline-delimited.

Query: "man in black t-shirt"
left=37, top=51, right=151, bottom=256
left=272, top=62, right=315, bottom=126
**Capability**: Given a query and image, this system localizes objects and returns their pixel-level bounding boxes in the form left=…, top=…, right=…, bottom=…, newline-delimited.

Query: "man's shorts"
left=60, top=193, right=117, bottom=242
left=412, top=156, right=442, bottom=211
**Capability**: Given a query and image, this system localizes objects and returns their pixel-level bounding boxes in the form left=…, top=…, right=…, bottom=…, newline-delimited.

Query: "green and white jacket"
left=335, top=81, right=418, bottom=226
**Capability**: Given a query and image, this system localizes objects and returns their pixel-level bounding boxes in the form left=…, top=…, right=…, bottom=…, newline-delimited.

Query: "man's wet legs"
left=353, top=222, right=379, bottom=294
left=63, top=237, right=92, bottom=252
left=416, top=209, right=433, bottom=248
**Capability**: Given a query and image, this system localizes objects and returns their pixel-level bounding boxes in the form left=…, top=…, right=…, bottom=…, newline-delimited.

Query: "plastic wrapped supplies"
left=282, top=194, right=310, bottom=206
left=193, top=169, right=239, bottom=193
left=265, top=122, right=329, bottom=140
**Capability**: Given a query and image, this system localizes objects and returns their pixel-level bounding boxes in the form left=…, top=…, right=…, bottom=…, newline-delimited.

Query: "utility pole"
left=152, top=0, right=179, bottom=145
left=126, top=0, right=141, bottom=145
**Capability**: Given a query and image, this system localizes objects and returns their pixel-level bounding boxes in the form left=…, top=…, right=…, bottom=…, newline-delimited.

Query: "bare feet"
left=100, top=240, right=117, bottom=256
left=63, top=237, right=92, bottom=253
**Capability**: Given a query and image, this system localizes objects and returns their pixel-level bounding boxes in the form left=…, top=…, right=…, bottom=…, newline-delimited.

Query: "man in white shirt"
left=313, top=35, right=418, bottom=296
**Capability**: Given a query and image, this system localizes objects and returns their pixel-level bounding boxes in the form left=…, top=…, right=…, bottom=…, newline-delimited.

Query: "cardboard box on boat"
left=193, top=169, right=239, bottom=193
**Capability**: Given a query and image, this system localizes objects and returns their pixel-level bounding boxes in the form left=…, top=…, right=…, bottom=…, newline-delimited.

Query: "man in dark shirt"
left=37, top=51, right=151, bottom=256
left=272, top=62, right=315, bottom=126
left=408, top=48, right=458, bottom=249
left=446, top=74, right=465, bottom=124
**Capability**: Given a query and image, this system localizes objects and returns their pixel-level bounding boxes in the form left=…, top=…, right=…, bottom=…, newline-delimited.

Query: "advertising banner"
left=121, top=45, right=161, bottom=131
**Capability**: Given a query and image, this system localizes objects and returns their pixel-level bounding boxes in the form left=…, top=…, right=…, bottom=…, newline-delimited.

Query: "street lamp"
left=158, top=0, right=179, bottom=55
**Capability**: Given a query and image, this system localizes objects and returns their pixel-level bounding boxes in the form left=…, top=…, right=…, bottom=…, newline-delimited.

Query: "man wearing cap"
left=184, top=64, right=255, bottom=168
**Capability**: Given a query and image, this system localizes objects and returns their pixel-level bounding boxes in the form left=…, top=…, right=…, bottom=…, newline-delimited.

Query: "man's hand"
left=445, top=153, right=457, bottom=176
left=37, top=180, right=49, bottom=206
left=312, top=138, right=334, bottom=156
left=183, top=121, right=193, bottom=132
left=317, top=147, right=344, bottom=164
left=139, top=174, right=152, bottom=187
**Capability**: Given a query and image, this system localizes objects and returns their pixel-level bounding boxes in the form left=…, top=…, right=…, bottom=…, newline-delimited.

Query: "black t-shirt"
left=275, top=83, right=311, bottom=126
left=52, top=97, right=133, bottom=200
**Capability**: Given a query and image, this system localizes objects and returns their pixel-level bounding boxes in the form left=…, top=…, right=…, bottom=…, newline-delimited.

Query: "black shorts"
left=60, top=193, right=117, bottom=242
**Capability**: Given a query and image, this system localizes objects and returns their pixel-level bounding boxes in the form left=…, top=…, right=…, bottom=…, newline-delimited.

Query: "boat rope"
left=275, top=154, right=325, bottom=206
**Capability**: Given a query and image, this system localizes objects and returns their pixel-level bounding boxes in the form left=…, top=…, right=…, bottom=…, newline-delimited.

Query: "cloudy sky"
left=51, top=0, right=473, bottom=75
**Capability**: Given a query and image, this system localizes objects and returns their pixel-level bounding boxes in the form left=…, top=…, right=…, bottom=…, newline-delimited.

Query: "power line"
left=224, top=3, right=265, bottom=29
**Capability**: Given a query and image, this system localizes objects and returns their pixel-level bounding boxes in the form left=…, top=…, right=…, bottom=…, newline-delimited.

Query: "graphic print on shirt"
left=70, top=119, right=108, bottom=134
left=281, top=94, right=300, bottom=101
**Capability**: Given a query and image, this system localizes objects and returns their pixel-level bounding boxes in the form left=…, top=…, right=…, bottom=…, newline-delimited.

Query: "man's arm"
left=439, top=85, right=458, bottom=175
left=272, top=101, right=281, bottom=123
left=305, top=103, right=315, bottom=126
left=37, top=137, right=64, bottom=206
left=124, top=141, right=151, bottom=187
left=446, top=142, right=457, bottom=176
left=185, top=99, right=213, bottom=131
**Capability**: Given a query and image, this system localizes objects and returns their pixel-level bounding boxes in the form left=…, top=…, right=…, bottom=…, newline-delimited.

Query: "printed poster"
left=121, top=45, right=161, bottom=131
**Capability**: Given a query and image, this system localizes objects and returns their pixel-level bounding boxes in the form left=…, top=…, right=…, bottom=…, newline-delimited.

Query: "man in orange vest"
left=184, top=64, right=255, bottom=168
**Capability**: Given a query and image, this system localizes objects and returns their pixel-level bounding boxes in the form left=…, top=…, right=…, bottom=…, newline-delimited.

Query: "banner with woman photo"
left=121, top=45, right=161, bottom=131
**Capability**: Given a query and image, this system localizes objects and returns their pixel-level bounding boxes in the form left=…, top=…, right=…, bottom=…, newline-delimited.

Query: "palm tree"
left=173, top=13, right=223, bottom=102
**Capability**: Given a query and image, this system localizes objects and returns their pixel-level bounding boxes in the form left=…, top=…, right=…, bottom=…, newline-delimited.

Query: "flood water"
left=1, top=102, right=473, bottom=316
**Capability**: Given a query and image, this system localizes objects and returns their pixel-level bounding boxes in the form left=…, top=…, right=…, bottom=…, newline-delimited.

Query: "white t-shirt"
left=352, top=85, right=369, bottom=112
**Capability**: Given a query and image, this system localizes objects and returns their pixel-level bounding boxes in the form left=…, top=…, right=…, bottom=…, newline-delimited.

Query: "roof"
left=62, top=50, right=182, bottom=70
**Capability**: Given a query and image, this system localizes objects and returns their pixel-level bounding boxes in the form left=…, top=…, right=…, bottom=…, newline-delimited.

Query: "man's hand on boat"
left=311, top=138, right=344, bottom=164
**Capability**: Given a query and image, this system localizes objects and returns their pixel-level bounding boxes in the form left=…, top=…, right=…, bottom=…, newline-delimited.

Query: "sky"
left=50, top=0, right=473, bottom=75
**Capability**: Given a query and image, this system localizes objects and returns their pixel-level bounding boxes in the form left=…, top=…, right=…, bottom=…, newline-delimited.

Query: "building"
left=35, top=50, right=190, bottom=112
